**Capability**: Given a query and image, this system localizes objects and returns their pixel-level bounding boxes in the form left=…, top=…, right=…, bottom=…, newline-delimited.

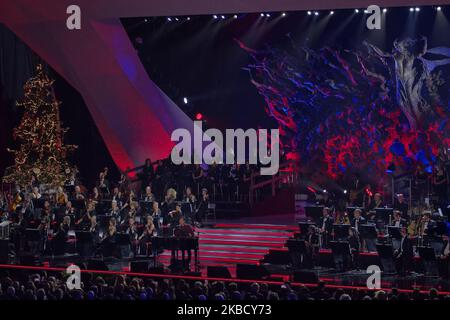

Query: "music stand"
left=375, top=208, right=393, bottom=224
left=333, top=224, right=350, bottom=240
left=376, top=244, right=395, bottom=274
left=330, top=241, right=351, bottom=271
left=388, top=226, right=402, bottom=240
left=305, top=206, right=324, bottom=225
left=75, top=231, right=94, bottom=257
left=418, top=246, right=439, bottom=277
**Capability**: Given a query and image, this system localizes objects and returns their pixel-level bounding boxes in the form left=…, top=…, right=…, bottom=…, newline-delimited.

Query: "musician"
left=52, top=215, right=71, bottom=255
left=183, top=187, right=197, bottom=217
left=141, top=159, right=154, bottom=191
left=195, top=188, right=209, bottom=226
left=76, top=201, right=96, bottom=231
left=107, top=200, right=122, bottom=223
left=56, top=186, right=68, bottom=207
left=334, top=210, right=350, bottom=225
left=319, top=207, right=334, bottom=248
left=348, top=227, right=360, bottom=270
left=111, top=187, right=124, bottom=207
left=138, top=216, right=156, bottom=255
left=438, top=234, right=450, bottom=278
left=150, top=201, right=162, bottom=230
left=351, top=209, right=366, bottom=233
left=174, top=216, right=195, bottom=268
left=418, top=212, right=436, bottom=238
left=161, top=188, right=177, bottom=224
left=121, top=201, right=140, bottom=226
left=391, top=210, right=407, bottom=228
left=142, top=186, right=155, bottom=202
left=123, top=217, right=139, bottom=254
left=394, top=194, right=409, bottom=219
left=31, top=187, right=42, bottom=200
left=394, top=227, right=414, bottom=275
left=303, top=225, right=319, bottom=268
left=168, top=203, right=183, bottom=228
left=74, top=185, right=85, bottom=200
left=98, top=167, right=109, bottom=194
left=88, top=215, right=100, bottom=245
left=99, top=219, right=117, bottom=257
left=91, top=187, right=102, bottom=204
left=367, top=193, right=383, bottom=211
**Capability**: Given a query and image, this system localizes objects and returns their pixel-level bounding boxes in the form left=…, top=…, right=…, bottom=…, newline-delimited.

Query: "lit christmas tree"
left=3, top=64, right=77, bottom=187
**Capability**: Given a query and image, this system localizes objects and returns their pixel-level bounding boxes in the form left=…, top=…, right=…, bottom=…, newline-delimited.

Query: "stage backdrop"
left=126, top=8, right=450, bottom=187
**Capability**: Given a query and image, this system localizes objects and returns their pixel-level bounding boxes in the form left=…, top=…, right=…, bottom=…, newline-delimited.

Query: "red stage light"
left=195, top=113, right=203, bottom=120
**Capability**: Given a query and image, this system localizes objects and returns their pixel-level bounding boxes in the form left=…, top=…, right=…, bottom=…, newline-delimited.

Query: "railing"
left=249, top=160, right=299, bottom=206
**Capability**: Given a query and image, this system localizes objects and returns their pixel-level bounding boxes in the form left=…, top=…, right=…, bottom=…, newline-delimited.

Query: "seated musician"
left=56, top=186, right=68, bottom=207
left=168, top=203, right=183, bottom=229
left=439, top=234, right=450, bottom=279
left=334, top=210, right=350, bottom=225
left=52, top=215, right=71, bottom=255
left=142, top=186, right=155, bottom=203
left=319, top=207, right=334, bottom=248
left=367, top=192, right=383, bottom=213
left=111, top=187, right=124, bottom=207
left=394, top=194, right=409, bottom=219
left=394, top=227, right=414, bottom=275
left=107, top=200, right=122, bottom=222
left=150, top=201, right=162, bottom=230
left=123, top=217, right=139, bottom=255
left=75, top=201, right=95, bottom=231
left=351, top=209, right=366, bottom=233
left=74, top=185, right=85, bottom=201
left=120, top=201, right=139, bottom=226
left=391, top=210, right=407, bottom=228
left=98, top=219, right=117, bottom=257
left=174, top=216, right=195, bottom=268
left=138, top=216, right=156, bottom=255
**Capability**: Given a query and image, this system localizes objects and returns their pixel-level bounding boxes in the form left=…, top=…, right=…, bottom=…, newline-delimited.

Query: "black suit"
left=319, top=216, right=334, bottom=248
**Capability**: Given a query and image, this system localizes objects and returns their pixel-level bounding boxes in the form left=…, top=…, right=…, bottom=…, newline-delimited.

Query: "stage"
left=2, top=218, right=450, bottom=294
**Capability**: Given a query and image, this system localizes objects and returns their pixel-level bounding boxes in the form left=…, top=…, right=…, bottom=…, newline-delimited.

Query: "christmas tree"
left=2, top=64, right=77, bottom=187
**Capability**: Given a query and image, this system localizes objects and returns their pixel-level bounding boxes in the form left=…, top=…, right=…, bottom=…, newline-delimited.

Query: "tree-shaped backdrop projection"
left=2, top=64, right=77, bottom=187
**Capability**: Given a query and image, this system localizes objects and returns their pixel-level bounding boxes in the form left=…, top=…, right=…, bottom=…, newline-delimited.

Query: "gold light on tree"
left=2, top=64, right=77, bottom=187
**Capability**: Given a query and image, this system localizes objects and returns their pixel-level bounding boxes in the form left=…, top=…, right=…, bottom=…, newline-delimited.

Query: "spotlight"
left=183, top=97, right=188, bottom=104
left=195, top=113, right=203, bottom=120
left=175, top=17, right=179, bottom=21
left=344, top=190, right=348, bottom=194
left=221, top=15, right=226, bottom=19
left=187, top=17, right=191, bottom=21
left=261, top=13, right=265, bottom=17
left=314, top=11, right=319, bottom=16
left=355, top=9, right=359, bottom=13
left=167, top=17, right=172, bottom=22
left=266, top=13, right=271, bottom=17
left=144, top=18, right=148, bottom=22
left=415, top=7, right=420, bottom=12
left=282, top=12, right=287, bottom=17
left=409, top=8, right=414, bottom=12
left=364, top=9, right=368, bottom=13
left=437, top=6, right=442, bottom=11
left=213, top=15, right=218, bottom=19
left=330, top=11, right=334, bottom=15
left=383, top=8, right=387, bottom=13
left=307, top=11, right=312, bottom=15
left=323, top=189, right=327, bottom=193
left=234, top=14, right=238, bottom=18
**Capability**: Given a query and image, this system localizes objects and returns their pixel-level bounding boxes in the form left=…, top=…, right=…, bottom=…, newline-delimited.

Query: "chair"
left=205, top=203, right=216, bottom=224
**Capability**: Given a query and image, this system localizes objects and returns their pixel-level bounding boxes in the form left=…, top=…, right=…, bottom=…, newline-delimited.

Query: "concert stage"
left=3, top=220, right=450, bottom=294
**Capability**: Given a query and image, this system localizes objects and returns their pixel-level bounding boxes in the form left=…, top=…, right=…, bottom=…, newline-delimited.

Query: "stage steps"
left=157, top=223, right=297, bottom=276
